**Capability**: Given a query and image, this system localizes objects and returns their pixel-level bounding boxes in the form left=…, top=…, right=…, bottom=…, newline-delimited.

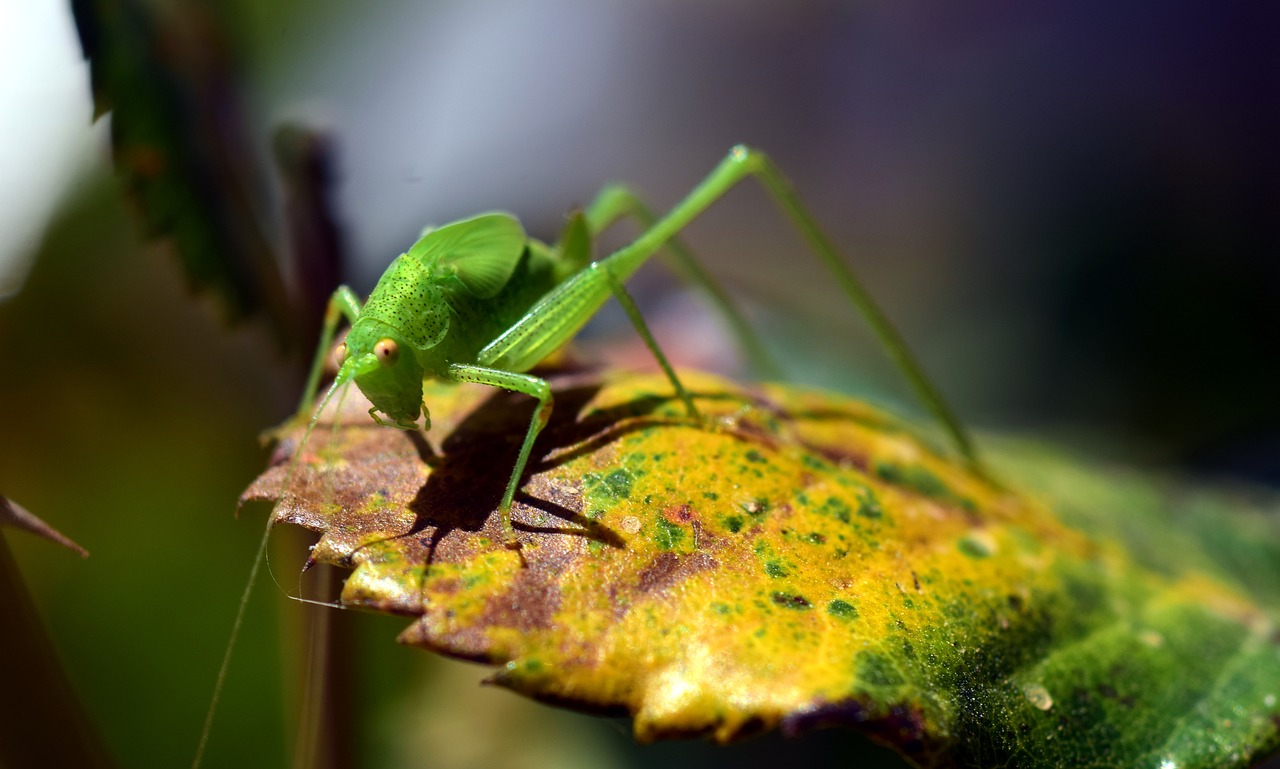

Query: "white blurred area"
left=0, top=0, right=107, bottom=298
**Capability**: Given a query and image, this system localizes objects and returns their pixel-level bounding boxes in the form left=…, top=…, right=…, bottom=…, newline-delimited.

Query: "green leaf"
left=415, top=213, right=527, bottom=298
left=71, top=0, right=294, bottom=338
left=245, top=370, right=1280, bottom=768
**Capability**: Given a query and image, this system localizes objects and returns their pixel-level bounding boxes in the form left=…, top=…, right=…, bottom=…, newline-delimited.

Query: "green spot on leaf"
left=958, top=532, right=996, bottom=558
left=800, top=454, right=830, bottom=472
left=654, top=518, right=685, bottom=550
left=827, top=600, right=859, bottom=620
left=764, top=560, right=789, bottom=578
left=856, top=487, right=884, bottom=519
left=603, top=468, right=633, bottom=499
left=821, top=496, right=852, bottom=523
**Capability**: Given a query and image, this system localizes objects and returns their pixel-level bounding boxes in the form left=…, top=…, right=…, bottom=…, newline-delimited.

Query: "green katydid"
left=296, top=144, right=980, bottom=544
left=194, top=145, right=981, bottom=767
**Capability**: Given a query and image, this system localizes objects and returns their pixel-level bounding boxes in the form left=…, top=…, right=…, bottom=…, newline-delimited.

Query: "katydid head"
left=339, top=320, right=426, bottom=429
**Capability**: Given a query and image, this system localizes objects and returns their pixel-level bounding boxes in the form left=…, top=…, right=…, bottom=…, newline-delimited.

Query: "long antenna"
left=192, top=375, right=347, bottom=769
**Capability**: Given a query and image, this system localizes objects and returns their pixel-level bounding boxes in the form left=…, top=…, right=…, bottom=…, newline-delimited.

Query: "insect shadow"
left=346, top=375, right=787, bottom=571
left=395, top=377, right=692, bottom=565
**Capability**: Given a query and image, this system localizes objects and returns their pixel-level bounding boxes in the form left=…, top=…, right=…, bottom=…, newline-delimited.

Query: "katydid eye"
left=374, top=338, right=399, bottom=366
left=334, top=342, right=348, bottom=365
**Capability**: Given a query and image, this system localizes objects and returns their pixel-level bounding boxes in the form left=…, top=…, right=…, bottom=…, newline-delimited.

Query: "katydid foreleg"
left=298, top=285, right=363, bottom=416
left=456, top=257, right=701, bottom=546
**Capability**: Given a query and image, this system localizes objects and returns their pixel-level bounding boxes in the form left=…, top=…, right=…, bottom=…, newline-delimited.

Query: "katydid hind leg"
left=585, top=183, right=782, bottom=379
left=442, top=363, right=554, bottom=546
left=591, top=147, right=982, bottom=472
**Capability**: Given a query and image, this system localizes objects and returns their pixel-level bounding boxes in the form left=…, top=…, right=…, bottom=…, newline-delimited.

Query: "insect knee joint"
left=728, top=144, right=765, bottom=173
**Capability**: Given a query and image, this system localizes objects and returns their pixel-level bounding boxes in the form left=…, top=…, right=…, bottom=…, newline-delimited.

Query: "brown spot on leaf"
left=663, top=504, right=696, bottom=524
left=635, top=551, right=716, bottom=597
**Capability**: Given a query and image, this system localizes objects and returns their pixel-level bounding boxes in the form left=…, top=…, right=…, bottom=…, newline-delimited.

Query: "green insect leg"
left=585, top=183, right=783, bottom=379
left=502, top=214, right=700, bottom=422
left=600, top=265, right=700, bottom=421
left=478, top=147, right=979, bottom=472
left=442, top=363, right=553, bottom=546
left=297, top=285, right=364, bottom=416
left=600, top=146, right=983, bottom=473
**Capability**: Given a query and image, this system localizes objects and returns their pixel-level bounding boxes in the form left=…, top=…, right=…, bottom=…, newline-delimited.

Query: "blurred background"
left=1, top=0, right=1276, bottom=767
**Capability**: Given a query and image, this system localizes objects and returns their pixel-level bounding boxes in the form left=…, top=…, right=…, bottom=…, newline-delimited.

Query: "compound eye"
left=374, top=338, right=399, bottom=366
left=334, top=342, right=349, bottom=366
